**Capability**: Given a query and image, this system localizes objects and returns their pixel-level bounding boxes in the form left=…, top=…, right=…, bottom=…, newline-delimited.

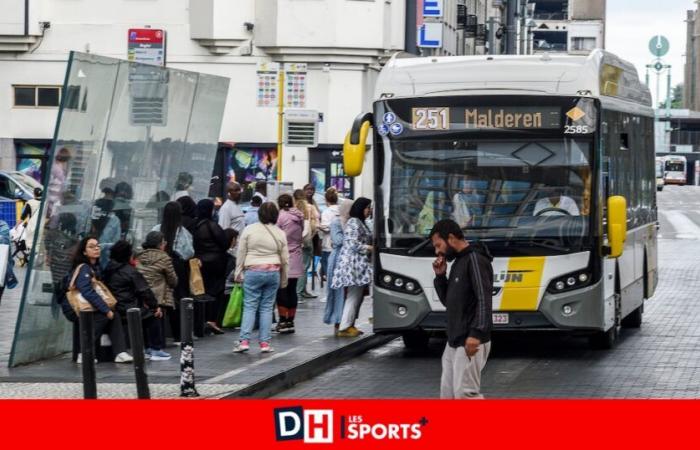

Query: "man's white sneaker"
left=114, top=352, right=134, bottom=363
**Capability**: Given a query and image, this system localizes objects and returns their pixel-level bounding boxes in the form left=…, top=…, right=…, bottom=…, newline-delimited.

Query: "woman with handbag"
left=193, top=199, right=229, bottom=334
left=233, top=202, right=289, bottom=353
left=275, top=193, right=304, bottom=333
left=331, top=198, right=374, bottom=338
left=69, top=236, right=133, bottom=363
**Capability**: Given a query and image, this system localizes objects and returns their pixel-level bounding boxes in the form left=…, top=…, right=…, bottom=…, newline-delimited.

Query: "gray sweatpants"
left=440, top=341, right=491, bottom=399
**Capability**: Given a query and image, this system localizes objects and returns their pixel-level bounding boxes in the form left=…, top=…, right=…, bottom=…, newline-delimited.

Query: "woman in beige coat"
left=136, top=231, right=178, bottom=357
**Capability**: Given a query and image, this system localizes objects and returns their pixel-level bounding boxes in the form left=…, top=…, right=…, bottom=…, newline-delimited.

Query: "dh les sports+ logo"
left=273, top=406, right=427, bottom=444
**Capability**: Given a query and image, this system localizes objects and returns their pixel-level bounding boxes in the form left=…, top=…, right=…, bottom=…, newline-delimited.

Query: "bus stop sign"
left=649, top=35, right=669, bottom=58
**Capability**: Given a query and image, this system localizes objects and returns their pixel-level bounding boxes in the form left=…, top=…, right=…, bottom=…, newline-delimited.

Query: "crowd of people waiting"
left=55, top=177, right=374, bottom=362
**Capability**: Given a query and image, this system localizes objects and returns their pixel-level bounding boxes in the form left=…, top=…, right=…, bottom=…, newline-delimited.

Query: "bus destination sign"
left=464, top=107, right=561, bottom=130
left=410, top=106, right=563, bottom=131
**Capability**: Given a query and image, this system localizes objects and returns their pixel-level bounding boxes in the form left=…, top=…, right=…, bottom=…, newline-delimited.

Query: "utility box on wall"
left=284, top=109, right=321, bottom=147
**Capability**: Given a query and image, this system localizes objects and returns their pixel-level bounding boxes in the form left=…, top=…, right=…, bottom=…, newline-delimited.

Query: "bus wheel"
left=402, top=329, right=429, bottom=350
left=588, top=326, right=618, bottom=350
left=622, top=303, right=643, bottom=328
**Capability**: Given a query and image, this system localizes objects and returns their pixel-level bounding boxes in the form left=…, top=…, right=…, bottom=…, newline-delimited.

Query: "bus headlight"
left=547, top=270, right=592, bottom=294
left=377, top=271, right=423, bottom=295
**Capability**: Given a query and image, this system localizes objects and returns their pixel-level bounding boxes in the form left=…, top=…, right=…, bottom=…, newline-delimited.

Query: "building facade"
left=528, top=0, right=605, bottom=55
left=0, top=0, right=409, bottom=200
left=684, top=7, right=700, bottom=111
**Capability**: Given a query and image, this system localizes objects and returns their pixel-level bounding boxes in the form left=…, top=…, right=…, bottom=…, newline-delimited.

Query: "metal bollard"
left=78, top=311, right=97, bottom=399
left=127, top=308, right=150, bottom=399
left=180, top=298, right=199, bottom=397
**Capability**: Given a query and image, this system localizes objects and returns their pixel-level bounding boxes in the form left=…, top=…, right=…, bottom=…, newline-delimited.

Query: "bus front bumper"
left=372, top=280, right=607, bottom=334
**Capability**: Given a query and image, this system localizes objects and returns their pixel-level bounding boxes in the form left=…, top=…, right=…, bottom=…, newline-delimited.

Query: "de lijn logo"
left=274, top=406, right=427, bottom=444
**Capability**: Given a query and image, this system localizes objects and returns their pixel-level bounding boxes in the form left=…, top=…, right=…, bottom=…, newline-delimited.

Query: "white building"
left=0, top=0, right=408, bottom=200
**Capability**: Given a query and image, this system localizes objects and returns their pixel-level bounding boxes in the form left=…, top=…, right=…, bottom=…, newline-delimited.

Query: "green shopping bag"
left=222, top=284, right=243, bottom=328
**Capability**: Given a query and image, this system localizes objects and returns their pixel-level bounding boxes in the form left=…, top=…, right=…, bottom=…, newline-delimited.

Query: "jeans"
left=297, top=246, right=313, bottom=295
left=320, top=251, right=331, bottom=278
left=239, top=270, right=280, bottom=343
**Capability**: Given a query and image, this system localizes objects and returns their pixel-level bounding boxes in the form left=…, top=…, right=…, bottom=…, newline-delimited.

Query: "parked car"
left=0, top=171, right=36, bottom=201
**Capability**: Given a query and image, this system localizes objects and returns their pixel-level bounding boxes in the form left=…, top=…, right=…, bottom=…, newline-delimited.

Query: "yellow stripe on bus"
left=499, top=257, right=546, bottom=311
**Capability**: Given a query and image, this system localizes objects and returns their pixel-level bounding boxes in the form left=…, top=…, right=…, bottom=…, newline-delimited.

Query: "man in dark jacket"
left=430, top=219, right=493, bottom=399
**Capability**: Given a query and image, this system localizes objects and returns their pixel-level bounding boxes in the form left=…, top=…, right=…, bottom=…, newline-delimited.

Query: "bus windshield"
left=656, top=161, right=664, bottom=178
left=380, top=138, right=593, bottom=255
left=665, top=161, right=685, bottom=172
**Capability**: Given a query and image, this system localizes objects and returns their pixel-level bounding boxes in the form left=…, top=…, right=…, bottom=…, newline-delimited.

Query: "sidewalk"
left=0, top=273, right=377, bottom=399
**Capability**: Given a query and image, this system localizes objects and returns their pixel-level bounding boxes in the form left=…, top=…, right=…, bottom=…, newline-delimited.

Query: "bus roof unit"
left=375, top=49, right=652, bottom=107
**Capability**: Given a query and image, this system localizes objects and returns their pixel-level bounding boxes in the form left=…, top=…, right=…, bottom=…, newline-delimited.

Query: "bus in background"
left=663, top=155, right=687, bottom=185
left=343, top=50, right=658, bottom=350
left=655, top=157, right=664, bottom=191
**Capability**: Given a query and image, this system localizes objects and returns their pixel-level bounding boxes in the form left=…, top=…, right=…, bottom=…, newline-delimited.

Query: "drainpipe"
left=24, top=0, right=29, bottom=35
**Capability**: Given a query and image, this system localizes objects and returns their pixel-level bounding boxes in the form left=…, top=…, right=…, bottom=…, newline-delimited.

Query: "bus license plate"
left=492, top=313, right=509, bottom=325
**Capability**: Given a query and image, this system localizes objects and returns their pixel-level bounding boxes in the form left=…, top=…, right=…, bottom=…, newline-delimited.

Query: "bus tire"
left=622, top=303, right=643, bottom=328
left=588, top=326, right=618, bottom=350
left=402, top=329, right=429, bottom=350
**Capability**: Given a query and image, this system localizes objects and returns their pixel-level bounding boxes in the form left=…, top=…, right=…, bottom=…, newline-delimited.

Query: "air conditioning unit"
left=285, top=109, right=320, bottom=147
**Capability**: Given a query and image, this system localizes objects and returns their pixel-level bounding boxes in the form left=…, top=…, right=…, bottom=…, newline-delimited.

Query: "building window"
left=13, top=85, right=62, bottom=108
left=571, top=37, right=597, bottom=52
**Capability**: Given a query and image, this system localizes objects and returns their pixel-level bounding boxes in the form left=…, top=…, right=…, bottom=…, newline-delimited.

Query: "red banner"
left=0, top=400, right=698, bottom=448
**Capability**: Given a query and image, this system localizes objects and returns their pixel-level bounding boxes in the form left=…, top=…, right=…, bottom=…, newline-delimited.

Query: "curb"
left=220, top=333, right=398, bottom=398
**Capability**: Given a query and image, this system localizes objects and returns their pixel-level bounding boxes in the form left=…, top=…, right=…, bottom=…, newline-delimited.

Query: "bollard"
left=127, top=308, right=150, bottom=399
left=79, top=311, right=97, bottom=399
left=180, top=298, right=199, bottom=397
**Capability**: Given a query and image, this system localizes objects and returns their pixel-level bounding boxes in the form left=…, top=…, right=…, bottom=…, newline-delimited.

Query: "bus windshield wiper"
left=462, top=226, right=517, bottom=230
left=407, top=238, right=433, bottom=256
left=406, top=225, right=517, bottom=255
left=512, top=239, right=570, bottom=252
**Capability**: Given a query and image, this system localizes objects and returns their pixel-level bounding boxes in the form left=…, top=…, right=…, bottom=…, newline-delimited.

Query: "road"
left=275, top=185, right=700, bottom=399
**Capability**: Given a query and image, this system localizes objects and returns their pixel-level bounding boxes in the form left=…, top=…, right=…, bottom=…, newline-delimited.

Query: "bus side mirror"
left=607, top=195, right=627, bottom=258
left=343, top=113, right=373, bottom=177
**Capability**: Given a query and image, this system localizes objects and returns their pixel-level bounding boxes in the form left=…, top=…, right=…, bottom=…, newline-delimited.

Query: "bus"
left=663, top=155, right=687, bottom=185
left=343, top=50, right=658, bottom=349
left=655, top=157, right=664, bottom=191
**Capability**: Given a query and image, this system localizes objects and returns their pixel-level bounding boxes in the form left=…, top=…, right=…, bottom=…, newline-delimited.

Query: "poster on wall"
left=15, top=141, right=51, bottom=185
left=224, top=145, right=278, bottom=200
left=284, top=63, right=307, bottom=108
left=256, top=62, right=280, bottom=107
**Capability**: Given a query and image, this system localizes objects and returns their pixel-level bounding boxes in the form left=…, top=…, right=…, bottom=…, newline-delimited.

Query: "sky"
left=606, top=0, right=696, bottom=106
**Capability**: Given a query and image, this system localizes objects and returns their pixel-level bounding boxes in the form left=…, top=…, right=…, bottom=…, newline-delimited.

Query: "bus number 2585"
left=564, top=125, right=590, bottom=134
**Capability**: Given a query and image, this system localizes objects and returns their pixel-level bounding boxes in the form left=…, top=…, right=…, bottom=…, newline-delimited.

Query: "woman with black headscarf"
left=177, top=195, right=198, bottom=234
left=192, top=198, right=229, bottom=334
left=330, top=197, right=373, bottom=337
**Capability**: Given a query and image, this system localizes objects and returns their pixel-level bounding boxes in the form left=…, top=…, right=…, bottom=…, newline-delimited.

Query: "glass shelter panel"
left=10, top=52, right=229, bottom=366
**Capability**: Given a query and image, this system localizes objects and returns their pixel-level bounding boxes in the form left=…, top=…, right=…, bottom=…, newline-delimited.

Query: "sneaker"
left=283, top=321, right=295, bottom=334
left=301, top=291, right=317, bottom=299
left=260, top=342, right=275, bottom=353
left=336, top=327, right=361, bottom=338
left=75, top=353, right=97, bottom=364
left=172, top=341, right=181, bottom=347
left=233, top=340, right=250, bottom=353
left=348, top=326, right=365, bottom=335
left=114, top=352, right=134, bottom=363
left=275, top=321, right=288, bottom=333
left=149, top=350, right=172, bottom=361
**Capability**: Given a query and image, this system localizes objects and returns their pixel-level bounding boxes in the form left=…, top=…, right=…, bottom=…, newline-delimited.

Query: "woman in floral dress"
left=331, top=197, right=373, bottom=337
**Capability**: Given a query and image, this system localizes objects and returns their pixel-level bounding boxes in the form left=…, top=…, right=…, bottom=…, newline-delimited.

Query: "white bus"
left=663, top=155, right=687, bottom=185
left=343, top=50, right=658, bottom=349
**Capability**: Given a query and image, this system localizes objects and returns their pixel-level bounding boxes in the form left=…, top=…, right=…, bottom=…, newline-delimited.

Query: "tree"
left=659, top=83, right=683, bottom=109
